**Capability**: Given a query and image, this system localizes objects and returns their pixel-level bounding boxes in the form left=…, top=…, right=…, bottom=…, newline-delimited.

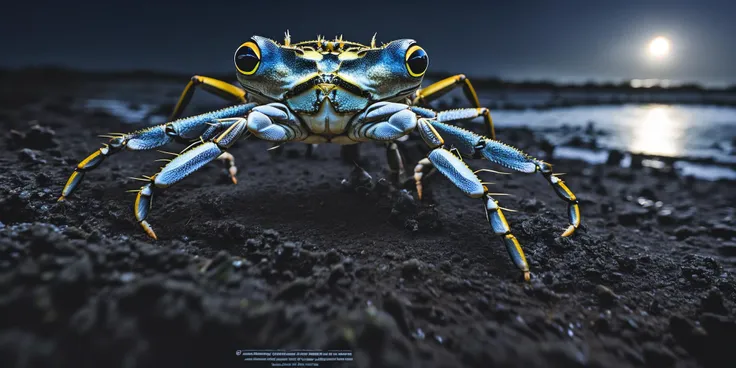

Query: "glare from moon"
left=648, top=36, right=671, bottom=59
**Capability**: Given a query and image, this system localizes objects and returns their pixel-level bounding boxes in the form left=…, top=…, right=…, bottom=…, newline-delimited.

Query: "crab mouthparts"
left=317, top=83, right=336, bottom=94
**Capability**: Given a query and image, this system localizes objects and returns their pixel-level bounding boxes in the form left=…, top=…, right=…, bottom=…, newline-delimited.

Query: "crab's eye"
left=405, top=45, right=428, bottom=77
left=234, top=41, right=261, bottom=75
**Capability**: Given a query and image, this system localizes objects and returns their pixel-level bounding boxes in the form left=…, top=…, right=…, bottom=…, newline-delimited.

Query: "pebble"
left=262, top=229, right=280, bottom=242
left=328, top=264, right=346, bottom=285
left=439, top=260, right=452, bottom=272
left=401, top=258, right=423, bottom=278
left=606, top=150, right=624, bottom=166
left=274, top=278, right=313, bottom=301
left=618, top=207, right=649, bottom=226
left=711, top=224, right=736, bottom=239
left=25, top=124, right=58, bottom=149
left=700, top=289, right=728, bottom=315
left=642, top=342, right=677, bottom=368
left=595, top=284, right=618, bottom=307
left=381, top=292, right=410, bottom=336
left=674, top=226, right=696, bottom=240
left=717, top=241, right=736, bottom=257
left=120, top=272, right=135, bottom=283
left=669, top=315, right=707, bottom=352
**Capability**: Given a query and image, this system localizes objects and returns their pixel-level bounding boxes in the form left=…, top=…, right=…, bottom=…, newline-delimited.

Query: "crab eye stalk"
left=234, top=41, right=261, bottom=75
left=405, top=45, right=428, bottom=77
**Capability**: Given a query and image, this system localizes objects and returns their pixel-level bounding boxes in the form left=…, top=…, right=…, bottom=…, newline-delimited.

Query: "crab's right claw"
left=545, top=172, right=581, bottom=237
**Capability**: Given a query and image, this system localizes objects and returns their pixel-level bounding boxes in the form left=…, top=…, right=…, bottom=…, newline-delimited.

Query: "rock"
left=494, top=304, right=512, bottom=322
left=699, top=312, right=736, bottom=343
left=381, top=292, right=411, bottom=337
left=25, top=124, right=58, bottom=149
left=700, top=289, right=728, bottom=315
left=19, top=148, right=46, bottom=164
left=710, top=224, right=736, bottom=239
left=401, top=258, right=423, bottom=279
left=276, top=242, right=297, bottom=262
left=717, top=241, right=736, bottom=257
left=618, top=207, right=649, bottom=226
left=415, top=207, right=442, bottom=232
left=519, top=197, right=543, bottom=212
left=326, top=248, right=341, bottom=265
left=699, top=313, right=736, bottom=366
left=439, top=260, right=452, bottom=272
left=639, top=187, right=657, bottom=201
left=593, top=314, right=610, bottom=332
left=674, top=226, right=696, bottom=240
left=606, top=149, right=624, bottom=166
left=630, top=154, right=644, bottom=169
left=7, top=129, right=25, bottom=149
left=656, top=208, right=675, bottom=225
left=642, top=342, right=677, bottom=368
left=441, top=276, right=466, bottom=292
left=539, top=138, right=555, bottom=157
left=327, top=264, right=346, bottom=285
left=595, top=285, right=618, bottom=307
left=669, top=315, right=707, bottom=354
left=262, top=228, right=280, bottom=242
left=274, top=278, right=313, bottom=300
left=616, top=256, right=637, bottom=273
left=391, top=189, right=417, bottom=214
left=565, top=135, right=586, bottom=148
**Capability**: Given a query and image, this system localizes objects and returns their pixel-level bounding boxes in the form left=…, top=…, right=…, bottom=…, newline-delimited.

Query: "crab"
left=58, top=33, right=581, bottom=281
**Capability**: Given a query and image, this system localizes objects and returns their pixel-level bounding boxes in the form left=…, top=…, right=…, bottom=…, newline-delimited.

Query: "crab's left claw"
left=543, top=171, right=581, bottom=237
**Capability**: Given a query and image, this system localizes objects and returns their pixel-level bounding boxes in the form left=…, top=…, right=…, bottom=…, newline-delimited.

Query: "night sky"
left=5, top=0, right=736, bottom=86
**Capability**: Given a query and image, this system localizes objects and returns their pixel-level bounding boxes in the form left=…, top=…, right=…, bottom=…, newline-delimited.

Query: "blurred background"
left=3, top=0, right=736, bottom=180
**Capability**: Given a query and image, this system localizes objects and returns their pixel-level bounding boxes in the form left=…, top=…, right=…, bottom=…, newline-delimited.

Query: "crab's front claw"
left=544, top=173, right=581, bottom=237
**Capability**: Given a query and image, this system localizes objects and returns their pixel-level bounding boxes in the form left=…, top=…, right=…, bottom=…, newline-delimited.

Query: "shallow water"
left=490, top=104, right=736, bottom=180
left=491, top=104, right=736, bottom=162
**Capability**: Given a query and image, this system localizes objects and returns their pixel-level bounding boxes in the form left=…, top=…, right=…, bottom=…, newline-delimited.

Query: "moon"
left=648, top=36, right=671, bottom=59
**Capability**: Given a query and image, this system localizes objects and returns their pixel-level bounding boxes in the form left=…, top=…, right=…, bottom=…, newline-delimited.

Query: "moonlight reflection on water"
left=628, top=105, right=685, bottom=157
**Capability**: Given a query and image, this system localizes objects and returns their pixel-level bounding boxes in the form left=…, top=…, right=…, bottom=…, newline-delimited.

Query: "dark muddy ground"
left=1, top=77, right=735, bottom=368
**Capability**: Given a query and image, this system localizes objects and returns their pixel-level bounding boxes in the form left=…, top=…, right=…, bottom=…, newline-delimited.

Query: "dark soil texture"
left=1, top=77, right=735, bottom=368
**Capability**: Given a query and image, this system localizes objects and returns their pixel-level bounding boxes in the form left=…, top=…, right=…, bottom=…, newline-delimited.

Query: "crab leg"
left=170, top=75, right=247, bottom=120
left=415, top=120, right=530, bottom=280
left=58, top=104, right=257, bottom=201
left=412, top=74, right=496, bottom=139
left=428, top=120, right=581, bottom=237
left=409, top=107, right=491, bottom=198
left=386, top=142, right=406, bottom=184
left=412, top=158, right=434, bottom=200
left=216, top=152, right=238, bottom=184
left=483, top=192, right=530, bottom=281
left=134, top=118, right=249, bottom=239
